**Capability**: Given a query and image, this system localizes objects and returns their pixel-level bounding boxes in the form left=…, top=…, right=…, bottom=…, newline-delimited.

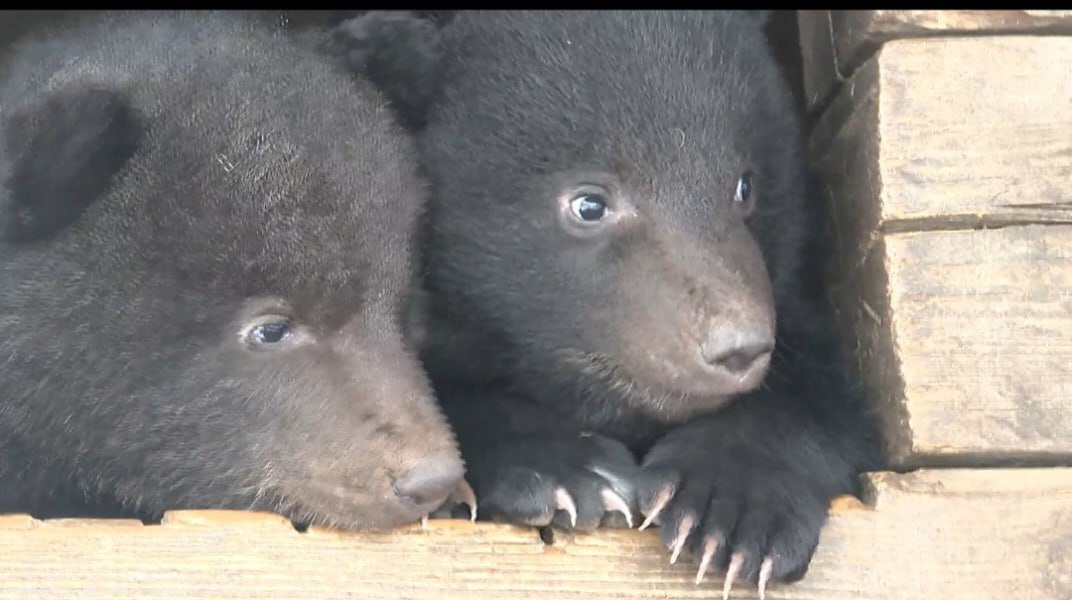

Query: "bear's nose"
left=393, top=453, right=465, bottom=507
left=700, top=327, right=774, bottom=382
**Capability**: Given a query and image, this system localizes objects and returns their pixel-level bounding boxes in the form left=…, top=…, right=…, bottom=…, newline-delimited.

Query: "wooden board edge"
left=832, top=10, right=1072, bottom=84
left=0, top=494, right=873, bottom=532
left=799, top=10, right=1072, bottom=118
left=0, top=469, right=1069, bottom=599
left=806, top=52, right=915, bottom=468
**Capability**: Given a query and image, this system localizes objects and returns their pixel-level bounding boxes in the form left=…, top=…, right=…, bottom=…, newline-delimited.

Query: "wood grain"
left=847, top=228, right=1072, bottom=465
left=810, top=36, right=1072, bottom=465
left=810, top=36, right=1072, bottom=227
left=887, top=229, right=1072, bottom=461
left=0, top=469, right=1069, bottom=599
left=832, top=10, right=1072, bottom=77
left=797, top=10, right=1072, bottom=114
left=876, top=37, right=1072, bottom=225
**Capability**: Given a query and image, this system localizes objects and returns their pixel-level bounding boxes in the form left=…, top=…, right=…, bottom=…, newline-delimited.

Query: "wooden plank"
left=888, top=228, right=1072, bottom=461
left=810, top=36, right=1072, bottom=465
left=0, top=469, right=1068, bottom=599
left=838, top=227, right=1072, bottom=465
left=811, top=36, right=1072, bottom=226
left=833, top=10, right=1072, bottom=77
left=797, top=10, right=1072, bottom=114
left=877, top=37, right=1072, bottom=225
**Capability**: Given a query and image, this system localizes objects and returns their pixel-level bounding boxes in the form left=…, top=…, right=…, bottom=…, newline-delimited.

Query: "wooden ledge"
left=0, top=469, right=1069, bottom=599
left=797, top=10, right=1072, bottom=115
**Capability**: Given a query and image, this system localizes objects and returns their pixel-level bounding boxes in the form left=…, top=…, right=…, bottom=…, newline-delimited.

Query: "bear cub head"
left=0, top=11, right=463, bottom=529
left=334, top=11, right=808, bottom=431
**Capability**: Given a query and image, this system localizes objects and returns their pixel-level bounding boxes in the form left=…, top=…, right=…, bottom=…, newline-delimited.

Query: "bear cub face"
left=0, top=11, right=463, bottom=529
left=412, top=11, right=807, bottom=427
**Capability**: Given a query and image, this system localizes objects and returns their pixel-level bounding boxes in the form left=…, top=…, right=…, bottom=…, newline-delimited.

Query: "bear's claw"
left=428, top=478, right=478, bottom=522
left=600, top=487, right=633, bottom=528
left=638, top=483, right=675, bottom=530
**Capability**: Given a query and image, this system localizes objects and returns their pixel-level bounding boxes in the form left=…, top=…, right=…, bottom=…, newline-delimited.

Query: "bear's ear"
left=2, top=83, right=143, bottom=243
left=741, top=10, right=773, bottom=29
left=325, top=11, right=446, bottom=129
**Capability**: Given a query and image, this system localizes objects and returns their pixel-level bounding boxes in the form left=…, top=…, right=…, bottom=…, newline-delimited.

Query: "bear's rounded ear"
left=324, top=10, right=446, bottom=130
left=742, top=10, right=774, bottom=29
left=1, top=83, right=143, bottom=243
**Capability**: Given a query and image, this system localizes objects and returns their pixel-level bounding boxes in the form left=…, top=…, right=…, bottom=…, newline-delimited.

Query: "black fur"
left=334, top=10, right=881, bottom=585
left=0, top=11, right=463, bottom=530
left=328, top=11, right=447, bottom=129
left=2, top=85, right=142, bottom=242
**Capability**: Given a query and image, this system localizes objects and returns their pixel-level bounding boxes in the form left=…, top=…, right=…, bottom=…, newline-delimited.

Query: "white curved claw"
left=668, top=513, right=696, bottom=565
left=553, top=487, right=578, bottom=528
left=638, top=485, right=675, bottom=531
left=695, top=536, right=719, bottom=585
left=757, top=556, right=774, bottom=600
left=722, top=552, right=744, bottom=600
left=449, top=479, right=478, bottom=522
left=600, top=488, right=634, bottom=528
left=420, top=515, right=429, bottom=529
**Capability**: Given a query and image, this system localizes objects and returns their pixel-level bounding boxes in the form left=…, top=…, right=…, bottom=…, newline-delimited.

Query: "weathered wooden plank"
left=798, top=10, right=1072, bottom=114
left=888, top=228, right=1072, bottom=461
left=0, top=469, right=1068, bottom=599
left=836, top=227, right=1072, bottom=465
left=833, top=10, right=1072, bottom=76
left=811, top=36, right=1072, bottom=228
left=810, top=36, right=1072, bottom=465
left=875, top=37, right=1072, bottom=225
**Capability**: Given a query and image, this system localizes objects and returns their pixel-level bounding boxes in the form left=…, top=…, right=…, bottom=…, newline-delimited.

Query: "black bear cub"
left=333, top=10, right=880, bottom=596
left=0, top=11, right=471, bottom=530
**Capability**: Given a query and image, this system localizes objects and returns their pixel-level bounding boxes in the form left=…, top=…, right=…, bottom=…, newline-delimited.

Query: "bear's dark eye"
left=569, top=194, right=607, bottom=222
left=735, top=172, right=753, bottom=205
left=249, top=321, right=291, bottom=345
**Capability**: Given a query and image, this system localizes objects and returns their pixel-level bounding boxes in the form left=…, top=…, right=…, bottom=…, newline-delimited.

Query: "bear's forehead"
left=129, top=166, right=408, bottom=267
left=438, top=14, right=776, bottom=169
left=129, top=93, right=419, bottom=238
left=450, top=12, right=766, bottom=104
left=107, top=122, right=416, bottom=300
left=116, top=196, right=410, bottom=318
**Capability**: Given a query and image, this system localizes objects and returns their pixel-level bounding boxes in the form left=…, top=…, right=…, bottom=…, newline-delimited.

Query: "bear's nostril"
left=392, top=453, right=465, bottom=507
left=700, top=328, right=775, bottom=379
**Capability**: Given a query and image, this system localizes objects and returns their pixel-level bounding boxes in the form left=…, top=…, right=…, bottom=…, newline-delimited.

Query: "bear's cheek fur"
left=171, top=341, right=438, bottom=519
left=67, top=291, right=453, bottom=527
left=434, top=185, right=777, bottom=421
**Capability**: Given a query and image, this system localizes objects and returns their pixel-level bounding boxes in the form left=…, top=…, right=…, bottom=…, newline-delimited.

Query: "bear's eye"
left=248, top=320, right=291, bottom=345
left=240, top=309, right=314, bottom=352
left=569, top=194, right=608, bottom=222
left=735, top=172, right=753, bottom=205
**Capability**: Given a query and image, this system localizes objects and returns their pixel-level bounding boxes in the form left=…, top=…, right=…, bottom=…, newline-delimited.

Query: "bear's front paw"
left=469, top=432, right=639, bottom=531
left=635, top=437, right=829, bottom=599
